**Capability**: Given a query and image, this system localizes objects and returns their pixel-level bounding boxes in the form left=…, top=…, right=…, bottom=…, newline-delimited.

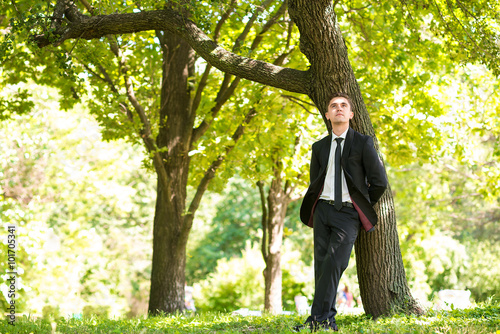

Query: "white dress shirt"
left=319, top=129, right=351, bottom=203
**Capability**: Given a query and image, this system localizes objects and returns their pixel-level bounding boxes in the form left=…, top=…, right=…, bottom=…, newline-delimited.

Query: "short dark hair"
left=327, top=92, right=353, bottom=110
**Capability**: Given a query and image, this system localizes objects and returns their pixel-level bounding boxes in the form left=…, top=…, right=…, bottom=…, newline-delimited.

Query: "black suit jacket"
left=300, top=128, right=388, bottom=231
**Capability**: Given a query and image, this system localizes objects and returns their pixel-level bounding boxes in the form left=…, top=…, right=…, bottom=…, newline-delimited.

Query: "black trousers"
left=309, top=201, right=361, bottom=323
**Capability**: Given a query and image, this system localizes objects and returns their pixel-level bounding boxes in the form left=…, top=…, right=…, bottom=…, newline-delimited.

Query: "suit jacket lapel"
left=342, top=128, right=354, bottom=163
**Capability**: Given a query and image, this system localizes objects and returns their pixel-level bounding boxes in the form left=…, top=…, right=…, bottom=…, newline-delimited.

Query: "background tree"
left=2, top=0, right=299, bottom=314
left=244, top=99, right=320, bottom=313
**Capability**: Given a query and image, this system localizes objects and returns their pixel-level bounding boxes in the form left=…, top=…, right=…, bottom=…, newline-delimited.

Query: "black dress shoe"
left=292, top=319, right=316, bottom=332
left=292, top=322, right=313, bottom=332
left=292, top=324, right=306, bottom=332
left=320, top=320, right=338, bottom=331
left=292, top=320, right=338, bottom=332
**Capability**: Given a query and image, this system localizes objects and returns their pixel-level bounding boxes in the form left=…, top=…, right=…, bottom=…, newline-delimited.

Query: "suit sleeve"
left=362, top=137, right=388, bottom=205
left=309, top=143, right=321, bottom=184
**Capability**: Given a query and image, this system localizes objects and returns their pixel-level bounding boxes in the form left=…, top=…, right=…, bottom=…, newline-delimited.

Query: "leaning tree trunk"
left=349, top=87, right=422, bottom=317
left=148, top=32, right=195, bottom=315
left=355, top=187, right=423, bottom=317
left=288, top=0, right=422, bottom=317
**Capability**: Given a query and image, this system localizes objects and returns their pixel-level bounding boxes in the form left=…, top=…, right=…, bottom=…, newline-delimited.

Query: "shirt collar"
left=332, top=128, right=348, bottom=141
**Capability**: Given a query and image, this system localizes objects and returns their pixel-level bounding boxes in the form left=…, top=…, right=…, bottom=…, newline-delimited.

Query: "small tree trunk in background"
left=259, top=163, right=292, bottom=313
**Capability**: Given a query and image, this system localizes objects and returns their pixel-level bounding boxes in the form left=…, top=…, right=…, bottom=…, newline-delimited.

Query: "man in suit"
left=296, top=92, right=387, bottom=332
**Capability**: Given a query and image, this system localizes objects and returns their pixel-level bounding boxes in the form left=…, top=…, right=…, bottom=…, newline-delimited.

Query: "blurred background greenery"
left=1, top=76, right=498, bottom=318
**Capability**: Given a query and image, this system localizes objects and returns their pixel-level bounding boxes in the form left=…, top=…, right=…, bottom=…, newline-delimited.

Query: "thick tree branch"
left=35, top=7, right=310, bottom=94
left=51, top=0, right=68, bottom=31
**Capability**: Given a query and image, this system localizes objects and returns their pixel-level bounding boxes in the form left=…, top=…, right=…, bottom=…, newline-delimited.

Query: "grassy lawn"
left=1, top=301, right=498, bottom=333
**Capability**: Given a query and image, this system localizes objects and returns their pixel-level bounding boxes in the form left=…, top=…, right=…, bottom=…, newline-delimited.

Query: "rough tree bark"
left=35, top=0, right=423, bottom=316
left=148, top=31, right=194, bottom=313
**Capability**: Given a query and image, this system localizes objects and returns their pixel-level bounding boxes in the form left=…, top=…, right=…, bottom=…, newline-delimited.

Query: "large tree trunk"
left=355, top=188, right=422, bottom=317
left=348, top=83, right=422, bottom=317
left=149, top=178, right=189, bottom=313
left=147, top=29, right=258, bottom=314
left=288, top=0, right=422, bottom=317
left=148, top=32, right=195, bottom=315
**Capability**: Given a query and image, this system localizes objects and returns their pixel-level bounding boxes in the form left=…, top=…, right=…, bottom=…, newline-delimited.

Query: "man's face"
left=326, top=97, right=354, bottom=125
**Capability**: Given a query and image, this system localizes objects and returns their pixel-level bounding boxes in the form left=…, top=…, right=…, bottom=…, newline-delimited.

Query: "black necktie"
left=334, top=137, right=343, bottom=211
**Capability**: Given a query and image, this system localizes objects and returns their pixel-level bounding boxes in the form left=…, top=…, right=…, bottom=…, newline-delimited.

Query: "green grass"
left=1, top=302, right=499, bottom=333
